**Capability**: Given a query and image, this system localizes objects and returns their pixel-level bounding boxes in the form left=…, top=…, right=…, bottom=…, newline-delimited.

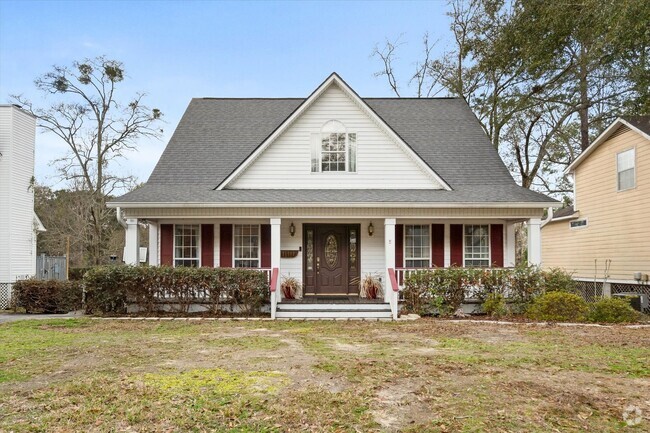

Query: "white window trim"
left=569, top=218, right=588, bottom=230
left=315, top=132, right=358, bottom=174
left=232, top=223, right=261, bottom=268
left=173, top=224, right=201, bottom=268
left=403, top=224, right=432, bottom=268
left=462, top=224, right=491, bottom=268
left=616, top=147, right=636, bottom=192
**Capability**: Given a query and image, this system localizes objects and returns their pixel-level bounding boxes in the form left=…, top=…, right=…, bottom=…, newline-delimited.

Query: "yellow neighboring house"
left=542, top=116, right=650, bottom=305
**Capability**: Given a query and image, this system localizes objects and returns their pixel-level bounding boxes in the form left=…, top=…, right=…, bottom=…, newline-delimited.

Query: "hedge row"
left=402, top=265, right=641, bottom=323
left=84, top=266, right=269, bottom=315
left=12, top=279, right=84, bottom=313
left=402, top=265, right=561, bottom=316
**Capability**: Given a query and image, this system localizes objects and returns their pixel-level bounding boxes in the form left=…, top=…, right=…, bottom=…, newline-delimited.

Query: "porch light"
left=289, top=222, right=296, bottom=237
left=368, top=222, right=374, bottom=237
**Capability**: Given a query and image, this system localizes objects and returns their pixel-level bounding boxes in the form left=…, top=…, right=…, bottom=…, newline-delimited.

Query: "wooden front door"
left=303, top=224, right=360, bottom=296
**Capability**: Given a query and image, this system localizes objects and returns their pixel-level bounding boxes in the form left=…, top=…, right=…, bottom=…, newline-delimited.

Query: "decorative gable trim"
left=566, top=117, right=650, bottom=174
left=215, top=73, right=452, bottom=191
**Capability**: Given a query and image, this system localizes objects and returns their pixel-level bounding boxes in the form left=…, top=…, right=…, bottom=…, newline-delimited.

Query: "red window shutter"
left=260, top=224, right=271, bottom=268
left=201, top=224, right=214, bottom=267
left=431, top=224, right=445, bottom=267
left=450, top=224, right=463, bottom=266
left=160, top=224, right=174, bottom=266
left=219, top=224, right=233, bottom=268
left=490, top=224, right=504, bottom=267
left=395, top=224, right=403, bottom=268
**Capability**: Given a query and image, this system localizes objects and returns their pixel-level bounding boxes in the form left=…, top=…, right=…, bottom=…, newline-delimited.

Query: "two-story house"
left=542, top=116, right=650, bottom=305
left=0, top=105, right=46, bottom=309
left=110, top=73, right=557, bottom=319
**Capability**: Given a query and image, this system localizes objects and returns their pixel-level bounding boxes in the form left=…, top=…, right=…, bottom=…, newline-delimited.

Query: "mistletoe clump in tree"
left=13, top=57, right=163, bottom=264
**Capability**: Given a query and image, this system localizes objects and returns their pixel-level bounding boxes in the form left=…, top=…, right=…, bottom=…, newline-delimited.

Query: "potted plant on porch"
left=360, top=273, right=383, bottom=299
left=280, top=276, right=302, bottom=299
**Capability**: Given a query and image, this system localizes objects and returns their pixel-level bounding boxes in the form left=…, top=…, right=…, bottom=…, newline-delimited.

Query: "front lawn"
left=0, top=319, right=648, bottom=432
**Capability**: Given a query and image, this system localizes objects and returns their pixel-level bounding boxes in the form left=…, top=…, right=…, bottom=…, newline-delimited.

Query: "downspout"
left=116, top=207, right=127, bottom=229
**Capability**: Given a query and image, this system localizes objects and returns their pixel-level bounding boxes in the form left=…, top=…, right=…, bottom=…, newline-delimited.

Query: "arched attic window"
left=311, top=120, right=357, bottom=173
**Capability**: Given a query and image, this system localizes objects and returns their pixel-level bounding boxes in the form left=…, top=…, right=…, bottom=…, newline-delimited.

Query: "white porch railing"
left=395, top=267, right=513, bottom=297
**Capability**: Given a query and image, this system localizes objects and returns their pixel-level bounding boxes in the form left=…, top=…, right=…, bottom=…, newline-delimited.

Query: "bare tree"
left=13, top=57, right=162, bottom=264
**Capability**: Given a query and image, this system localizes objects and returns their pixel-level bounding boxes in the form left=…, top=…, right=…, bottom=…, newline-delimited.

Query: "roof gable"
left=228, top=81, right=445, bottom=189
left=566, top=116, right=650, bottom=174
left=218, top=73, right=450, bottom=190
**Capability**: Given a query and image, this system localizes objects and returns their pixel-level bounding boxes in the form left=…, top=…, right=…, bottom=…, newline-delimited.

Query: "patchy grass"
left=0, top=319, right=648, bottom=432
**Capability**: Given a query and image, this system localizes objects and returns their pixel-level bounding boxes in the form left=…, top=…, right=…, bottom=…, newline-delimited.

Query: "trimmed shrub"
left=12, top=279, right=84, bottom=313
left=542, top=268, right=576, bottom=293
left=526, top=291, right=588, bottom=322
left=482, top=293, right=507, bottom=318
left=402, top=267, right=482, bottom=316
left=83, top=265, right=269, bottom=315
left=69, top=267, right=93, bottom=281
left=507, top=264, right=544, bottom=313
left=587, top=297, right=640, bottom=323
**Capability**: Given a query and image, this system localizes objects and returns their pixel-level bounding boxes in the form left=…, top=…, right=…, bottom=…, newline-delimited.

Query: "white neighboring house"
left=109, top=73, right=559, bottom=319
left=0, top=105, right=46, bottom=308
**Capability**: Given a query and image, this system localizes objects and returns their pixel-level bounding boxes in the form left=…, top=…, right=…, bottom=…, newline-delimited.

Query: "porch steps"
left=276, top=302, right=392, bottom=319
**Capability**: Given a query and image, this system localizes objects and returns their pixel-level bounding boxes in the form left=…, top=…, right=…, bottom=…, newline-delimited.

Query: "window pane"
left=617, top=149, right=635, bottom=171
left=618, top=168, right=635, bottom=190
left=464, top=225, right=489, bottom=267
left=174, top=224, right=199, bottom=266
left=234, top=224, right=260, bottom=268
left=404, top=224, right=430, bottom=267
left=348, top=133, right=356, bottom=172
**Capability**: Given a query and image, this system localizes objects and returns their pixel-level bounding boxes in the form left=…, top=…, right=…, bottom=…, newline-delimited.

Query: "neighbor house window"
left=570, top=219, right=588, bottom=229
left=174, top=224, right=199, bottom=267
left=234, top=224, right=260, bottom=268
left=311, top=120, right=357, bottom=173
left=464, top=225, right=489, bottom=267
left=404, top=224, right=430, bottom=267
left=617, top=148, right=635, bottom=191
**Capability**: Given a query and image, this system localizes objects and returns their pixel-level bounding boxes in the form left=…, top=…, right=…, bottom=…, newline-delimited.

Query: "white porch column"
left=124, top=218, right=139, bottom=265
left=270, top=218, right=282, bottom=318
left=527, top=218, right=542, bottom=266
left=384, top=218, right=396, bottom=303
left=505, top=222, right=516, bottom=267
left=443, top=223, right=451, bottom=267
left=148, top=221, right=159, bottom=266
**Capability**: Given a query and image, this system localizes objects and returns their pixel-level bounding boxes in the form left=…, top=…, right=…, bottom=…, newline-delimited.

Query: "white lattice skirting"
left=0, top=283, right=12, bottom=310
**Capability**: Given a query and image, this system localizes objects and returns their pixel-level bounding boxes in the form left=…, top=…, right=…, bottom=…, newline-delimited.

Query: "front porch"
left=120, top=212, right=543, bottom=319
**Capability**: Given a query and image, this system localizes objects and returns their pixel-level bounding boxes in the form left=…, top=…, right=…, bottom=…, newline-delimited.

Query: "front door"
left=303, top=224, right=360, bottom=296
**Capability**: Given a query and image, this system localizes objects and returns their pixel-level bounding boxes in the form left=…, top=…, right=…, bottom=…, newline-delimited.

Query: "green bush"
left=507, top=264, right=545, bottom=313
left=526, top=291, right=588, bottom=322
left=482, top=293, right=507, bottom=318
left=83, top=265, right=269, bottom=315
left=542, top=268, right=576, bottom=293
left=69, top=267, right=93, bottom=281
left=12, top=279, right=84, bottom=313
left=587, top=297, right=640, bottom=323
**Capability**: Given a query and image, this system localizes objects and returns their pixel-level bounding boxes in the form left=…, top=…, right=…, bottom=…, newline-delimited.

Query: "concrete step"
left=277, top=302, right=390, bottom=311
left=275, top=310, right=393, bottom=319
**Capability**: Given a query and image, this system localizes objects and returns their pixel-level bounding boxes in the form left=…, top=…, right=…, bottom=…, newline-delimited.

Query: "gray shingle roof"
left=115, top=90, right=557, bottom=206
left=114, top=184, right=554, bottom=204
left=550, top=205, right=576, bottom=220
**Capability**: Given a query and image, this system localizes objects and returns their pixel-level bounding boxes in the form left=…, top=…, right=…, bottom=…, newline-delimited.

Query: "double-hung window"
left=234, top=224, right=260, bottom=268
left=311, top=120, right=357, bottom=173
left=617, top=148, right=635, bottom=191
left=174, top=224, right=199, bottom=267
left=464, top=225, right=489, bottom=267
left=404, top=224, right=430, bottom=267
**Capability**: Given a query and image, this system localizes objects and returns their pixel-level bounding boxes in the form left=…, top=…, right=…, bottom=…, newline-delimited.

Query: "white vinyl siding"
left=617, top=148, right=635, bottom=191
left=234, top=224, right=260, bottom=268
left=0, top=106, right=37, bottom=283
left=174, top=224, right=200, bottom=267
left=404, top=224, right=430, bottom=268
left=464, top=225, right=490, bottom=267
left=230, top=84, right=442, bottom=189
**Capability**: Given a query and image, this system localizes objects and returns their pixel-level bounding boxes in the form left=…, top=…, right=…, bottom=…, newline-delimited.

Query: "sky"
left=0, top=0, right=453, bottom=191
